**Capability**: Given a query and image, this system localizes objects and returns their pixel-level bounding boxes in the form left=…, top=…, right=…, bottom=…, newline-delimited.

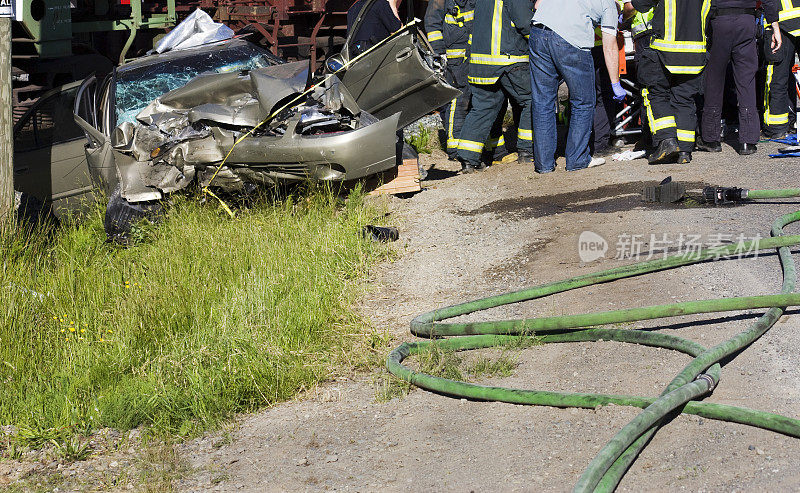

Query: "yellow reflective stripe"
left=518, top=128, right=533, bottom=140
left=766, top=111, right=789, bottom=125
left=485, top=135, right=505, bottom=149
left=446, top=48, right=467, bottom=58
left=653, top=116, right=677, bottom=131
left=782, top=0, right=794, bottom=10
left=470, top=54, right=528, bottom=65
left=444, top=10, right=474, bottom=24
left=650, top=39, right=706, bottom=53
left=491, top=0, right=503, bottom=55
left=458, top=139, right=484, bottom=152
left=779, top=7, right=800, bottom=21
left=427, top=30, right=443, bottom=42
left=665, top=0, right=676, bottom=41
left=764, top=64, right=774, bottom=120
left=469, top=33, right=472, bottom=45
left=789, top=27, right=800, bottom=36
left=447, top=98, right=457, bottom=148
left=468, top=75, right=499, bottom=84
left=664, top=65, right=704, bottom=74
left=676, top=129, right=695, bottom=142
left=701, top=0, right=711, bottom=39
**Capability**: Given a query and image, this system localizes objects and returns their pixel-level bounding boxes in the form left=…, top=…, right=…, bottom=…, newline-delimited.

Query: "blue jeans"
left=528, top=26, right=596, bottom=172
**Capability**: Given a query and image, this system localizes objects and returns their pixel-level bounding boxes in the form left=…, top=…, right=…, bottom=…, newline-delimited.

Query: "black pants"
left=458, top=64, right=533, bottom=165
left=442, top=62, right=506, bottom=160
left=591, top=46, right=615, bottom=153
left=702, top=14, right=760, bottom=144
left=637, top=41, right=703, bottom=152
left=763, top=30, right=800, bottom=136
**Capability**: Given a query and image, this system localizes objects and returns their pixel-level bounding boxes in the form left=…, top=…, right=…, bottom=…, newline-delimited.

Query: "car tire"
left=104, top=186, right=163, bottom=243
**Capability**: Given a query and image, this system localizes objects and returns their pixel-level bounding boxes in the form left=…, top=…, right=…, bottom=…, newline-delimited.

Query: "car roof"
left=117, top=38, right=276, bottom=75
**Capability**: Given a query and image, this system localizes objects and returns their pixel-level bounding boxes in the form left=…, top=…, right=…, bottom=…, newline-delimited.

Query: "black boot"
left=648, top=137, right=680, bottom=164
left=516, top=150, right=533, bottom=165
left=676, top=151, right=692, bottom=164
left=695, top=137, right=721, bottom=152
left=738, top=143, right=757, bottom=155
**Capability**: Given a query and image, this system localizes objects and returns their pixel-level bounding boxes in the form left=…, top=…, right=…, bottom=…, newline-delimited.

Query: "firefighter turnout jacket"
left=425, top=0, right=475, bottom=62
left=630, top=0, right=711, bottom=74
left=467, top=0, right=534, bottom=85
left=776, top=0, right=800, bottom=35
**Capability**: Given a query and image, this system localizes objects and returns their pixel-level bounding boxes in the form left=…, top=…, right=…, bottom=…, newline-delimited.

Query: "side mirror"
left=111, top=121, right=136, bottom=149
left=326, top=55, right=345, bottom=74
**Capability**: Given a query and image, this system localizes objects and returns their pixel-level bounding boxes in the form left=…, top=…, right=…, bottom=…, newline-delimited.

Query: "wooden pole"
left=0, top=16, right=13, bottom=225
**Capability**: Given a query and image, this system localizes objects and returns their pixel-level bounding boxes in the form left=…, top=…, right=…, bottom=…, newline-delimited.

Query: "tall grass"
left=0, top=187, right=387, bottom=437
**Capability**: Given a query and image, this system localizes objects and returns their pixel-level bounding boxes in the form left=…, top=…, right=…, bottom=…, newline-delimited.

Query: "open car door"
left=333, top=0, right=460, bottom=129
left=73, top=74, right=120, bottom=197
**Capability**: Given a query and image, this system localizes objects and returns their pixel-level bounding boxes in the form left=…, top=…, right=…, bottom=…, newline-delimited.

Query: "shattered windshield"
left=115, top=43, right=280, bottom=124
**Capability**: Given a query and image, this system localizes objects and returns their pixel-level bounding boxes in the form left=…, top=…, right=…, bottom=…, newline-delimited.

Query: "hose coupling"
left=696, top=373, right=717, bottom=392
left=702, top=186, right=749, bottom=205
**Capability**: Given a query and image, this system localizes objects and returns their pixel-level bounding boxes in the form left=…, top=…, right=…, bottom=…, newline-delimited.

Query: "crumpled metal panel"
left=112, top=61, right=399, bottom=202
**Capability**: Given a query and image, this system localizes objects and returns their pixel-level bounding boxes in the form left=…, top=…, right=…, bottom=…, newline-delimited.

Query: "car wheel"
left=104, top=186, right=163, bottom=243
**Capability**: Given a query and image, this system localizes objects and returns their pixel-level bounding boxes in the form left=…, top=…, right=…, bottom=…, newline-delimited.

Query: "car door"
left=13, top=82, right=94, bottom=218
left=335, top=0, right=460, bottom=129
left=73, top=74, right=119, bottom=197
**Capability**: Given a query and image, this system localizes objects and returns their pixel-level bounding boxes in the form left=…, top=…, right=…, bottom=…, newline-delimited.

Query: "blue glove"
left=612, top=81, right=626, bottom=102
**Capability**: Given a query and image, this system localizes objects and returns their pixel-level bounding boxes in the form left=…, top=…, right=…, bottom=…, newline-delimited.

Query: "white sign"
left=0, top=0, right=13, bottom=18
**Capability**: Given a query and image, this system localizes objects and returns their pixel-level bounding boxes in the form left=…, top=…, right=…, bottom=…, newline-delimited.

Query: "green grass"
left=0, top=186, right=388, bottom=439
left=405, top=123, right=435, bottom=155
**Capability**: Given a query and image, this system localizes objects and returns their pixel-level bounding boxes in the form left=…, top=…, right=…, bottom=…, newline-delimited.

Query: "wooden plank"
left=367, top=158, right=422, bottom=196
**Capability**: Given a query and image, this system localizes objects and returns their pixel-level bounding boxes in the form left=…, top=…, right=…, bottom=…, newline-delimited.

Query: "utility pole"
left=0, top=10, right=12, bottom=226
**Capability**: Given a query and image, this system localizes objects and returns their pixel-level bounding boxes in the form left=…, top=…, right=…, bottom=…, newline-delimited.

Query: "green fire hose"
left=387, top=188, right=800, bottom=491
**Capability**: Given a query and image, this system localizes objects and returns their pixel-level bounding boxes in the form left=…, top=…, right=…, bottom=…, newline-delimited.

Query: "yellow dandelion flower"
left=99, top=338, right=105, bottom=343
left=107, top=330, right=113, bottom=334
left=60, top=329, right=65, bottom=333
left=80, top=328, right=86, bottom=333
left=53, top=316, right=58, bottom=321
left=69, top=327, right=75, bottom=332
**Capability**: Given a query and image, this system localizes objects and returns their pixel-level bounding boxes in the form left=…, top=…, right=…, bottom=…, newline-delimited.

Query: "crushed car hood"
left=136, top=60, right=312, bottom=128
left=110, top=62, right=396, bottom=202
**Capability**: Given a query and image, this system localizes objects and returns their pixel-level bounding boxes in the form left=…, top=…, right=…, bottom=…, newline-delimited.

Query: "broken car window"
left=115, top=43, right=282, bottom=125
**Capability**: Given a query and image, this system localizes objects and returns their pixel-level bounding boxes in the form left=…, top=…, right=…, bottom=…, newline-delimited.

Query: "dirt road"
left=179, top=142, right=800, bottom=492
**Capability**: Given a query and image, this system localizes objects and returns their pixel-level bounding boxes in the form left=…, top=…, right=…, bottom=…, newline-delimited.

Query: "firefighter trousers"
left=457, top=63, right=533, bottom=165
left=637, top=42, right=702, bottom=152
left=763, top=31, right=800, bottom=137
left=702, top=14, right=760, bottom=145
left=441, top=62, right=508, bottom=160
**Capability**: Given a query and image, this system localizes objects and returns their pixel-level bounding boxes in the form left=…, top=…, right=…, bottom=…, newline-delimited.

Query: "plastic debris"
left=612, top=149, right=647, bottom=161
left=154, top=9, right=234, bottom=54
left=363, top=225, right=400, bottom=242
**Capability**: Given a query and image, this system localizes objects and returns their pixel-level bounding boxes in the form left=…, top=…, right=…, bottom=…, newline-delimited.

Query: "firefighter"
left=697, top=1, right=780, bottom=155
left=425, top=0, right=510, bottom=164
left=456, top=0, right=534, bottom=173
left=762, top=2, right=800, bottom=140
left=630, top=0, right=710, bottom=164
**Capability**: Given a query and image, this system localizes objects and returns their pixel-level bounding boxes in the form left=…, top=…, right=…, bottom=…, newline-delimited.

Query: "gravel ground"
left=6, top=136, right=797, bottom=491
left=174, top=137, right=800, bottom=492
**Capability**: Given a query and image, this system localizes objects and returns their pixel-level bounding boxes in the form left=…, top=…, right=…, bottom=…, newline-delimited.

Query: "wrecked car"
left=70, top=3, right=458, bottom=239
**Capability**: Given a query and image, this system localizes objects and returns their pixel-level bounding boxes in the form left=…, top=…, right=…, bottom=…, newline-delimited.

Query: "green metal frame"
left=18, top=0, right=176, bottom=62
